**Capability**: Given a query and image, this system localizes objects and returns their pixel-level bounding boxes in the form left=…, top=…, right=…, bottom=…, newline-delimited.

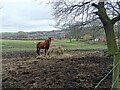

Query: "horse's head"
left=48, top=37, right=52, bottom=43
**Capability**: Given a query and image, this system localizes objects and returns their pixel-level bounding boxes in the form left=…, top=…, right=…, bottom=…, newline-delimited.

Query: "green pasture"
left=1, top=39, right=107, bottom=53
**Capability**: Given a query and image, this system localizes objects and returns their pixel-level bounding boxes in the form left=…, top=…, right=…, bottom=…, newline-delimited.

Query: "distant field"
left=1, top=39, right=107, bottom=53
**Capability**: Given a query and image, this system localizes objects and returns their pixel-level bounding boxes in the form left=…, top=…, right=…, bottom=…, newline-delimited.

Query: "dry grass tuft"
left=47, top=46, right=64, bottom=56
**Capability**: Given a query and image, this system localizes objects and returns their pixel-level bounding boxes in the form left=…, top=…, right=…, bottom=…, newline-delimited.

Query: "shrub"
left=83, top=35, right=93, bottom=41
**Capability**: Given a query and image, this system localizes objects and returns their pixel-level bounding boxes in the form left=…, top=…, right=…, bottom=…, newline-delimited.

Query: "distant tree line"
left=1, top=25, right=119, bottom=42
left=1, top=30, right=66, bottom=40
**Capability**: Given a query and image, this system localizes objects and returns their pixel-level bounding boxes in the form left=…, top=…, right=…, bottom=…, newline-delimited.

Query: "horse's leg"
left=45, top=49, right=48, bottom=55
left=39, top=49, right=40, bottom=55
left=37, top=47, right=40, bottom=55
left=45, top=49, right=46, bottom=55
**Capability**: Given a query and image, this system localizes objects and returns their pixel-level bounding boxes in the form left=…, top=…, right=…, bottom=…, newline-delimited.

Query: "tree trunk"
left=104, top=24, right=118, bottom=54
left=118, top=21, right=120, bottom=49
left=69, top=37, right=72, bottom=43
left=94, top=2, right=118, bottom=53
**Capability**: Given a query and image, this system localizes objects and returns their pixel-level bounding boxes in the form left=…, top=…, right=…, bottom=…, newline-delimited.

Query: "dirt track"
left=2, top=50, right=113, bottom=89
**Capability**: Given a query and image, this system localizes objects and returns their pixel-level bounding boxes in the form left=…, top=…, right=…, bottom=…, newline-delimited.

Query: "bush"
left=83, top=35, right=93, bottom=41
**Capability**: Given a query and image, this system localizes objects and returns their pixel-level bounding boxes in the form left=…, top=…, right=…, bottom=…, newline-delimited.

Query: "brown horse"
left=36, top=37, right=52, bottom=55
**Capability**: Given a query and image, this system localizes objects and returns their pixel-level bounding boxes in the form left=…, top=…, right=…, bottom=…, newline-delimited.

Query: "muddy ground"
left=2, top=50, right=113, bottom=89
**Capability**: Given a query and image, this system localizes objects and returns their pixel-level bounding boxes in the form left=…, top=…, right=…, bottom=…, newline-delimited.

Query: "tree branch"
left=107, top=2, right=120, bottom=15
left=117, top=1, right=120, bottom=8
left=112, top=14, right=120, bottom=24
left=92, top=3, right=98, bottom=8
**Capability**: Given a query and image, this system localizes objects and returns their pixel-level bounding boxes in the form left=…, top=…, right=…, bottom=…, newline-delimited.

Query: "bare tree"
left=53, top=0, right=120, bottom=54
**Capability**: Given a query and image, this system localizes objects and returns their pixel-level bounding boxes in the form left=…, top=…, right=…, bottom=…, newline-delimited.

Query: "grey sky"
left=0, top=0, right=57, bottom=32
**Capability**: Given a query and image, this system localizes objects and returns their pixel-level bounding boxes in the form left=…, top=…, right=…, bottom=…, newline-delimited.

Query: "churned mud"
left=2, top=50, right=113, bottom=89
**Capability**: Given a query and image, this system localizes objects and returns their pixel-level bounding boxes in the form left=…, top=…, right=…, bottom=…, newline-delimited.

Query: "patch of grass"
left=1, top=40, right=38, bottom=52
left=1, top=39, right=107, bottom=53
left=51, top=39, right=107, bottom=50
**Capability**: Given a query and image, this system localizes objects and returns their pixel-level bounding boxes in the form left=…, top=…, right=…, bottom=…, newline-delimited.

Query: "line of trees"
left=64, top=20, right=105, bottom=41
left=1, top=31, right=66, bottom=40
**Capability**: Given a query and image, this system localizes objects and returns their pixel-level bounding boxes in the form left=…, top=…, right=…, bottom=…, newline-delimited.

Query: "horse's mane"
left=45, top=38, right=51, bottom=44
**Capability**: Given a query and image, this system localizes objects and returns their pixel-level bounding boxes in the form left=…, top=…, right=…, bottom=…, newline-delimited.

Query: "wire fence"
left=112, top=72, right=120, bottom=89
left=94, top=53, right=120, bottom=90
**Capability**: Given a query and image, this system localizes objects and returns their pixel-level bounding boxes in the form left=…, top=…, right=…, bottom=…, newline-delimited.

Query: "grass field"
left=1, top=39, right=107, bottom=53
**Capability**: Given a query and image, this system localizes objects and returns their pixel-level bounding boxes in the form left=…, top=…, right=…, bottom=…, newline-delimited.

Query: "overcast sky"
left=0, top=0, right=57, bottom=32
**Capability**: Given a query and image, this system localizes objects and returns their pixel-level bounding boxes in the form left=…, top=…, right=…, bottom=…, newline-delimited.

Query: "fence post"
left=112, top=52, right=120, bottom=90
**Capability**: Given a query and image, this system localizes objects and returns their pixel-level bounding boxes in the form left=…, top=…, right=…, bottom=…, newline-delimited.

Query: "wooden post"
left=112, top=52, right=120, bottom=90
left=118, top=21, right=120, bottom=49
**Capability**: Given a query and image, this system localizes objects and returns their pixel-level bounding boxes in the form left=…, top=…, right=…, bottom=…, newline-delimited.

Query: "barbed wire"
left=111, top=72, right=120, bottom=89
left=94, top=58, right=120, bottom=90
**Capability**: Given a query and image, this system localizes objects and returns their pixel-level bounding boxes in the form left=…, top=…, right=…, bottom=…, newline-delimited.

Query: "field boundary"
left=94, top=52, right=120, bottom=90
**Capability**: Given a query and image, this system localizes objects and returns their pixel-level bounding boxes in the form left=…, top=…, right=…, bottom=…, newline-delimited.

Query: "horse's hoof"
left=33, top=60, right=39, bottom=64
left=37, top=56, right=41, bottom=59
